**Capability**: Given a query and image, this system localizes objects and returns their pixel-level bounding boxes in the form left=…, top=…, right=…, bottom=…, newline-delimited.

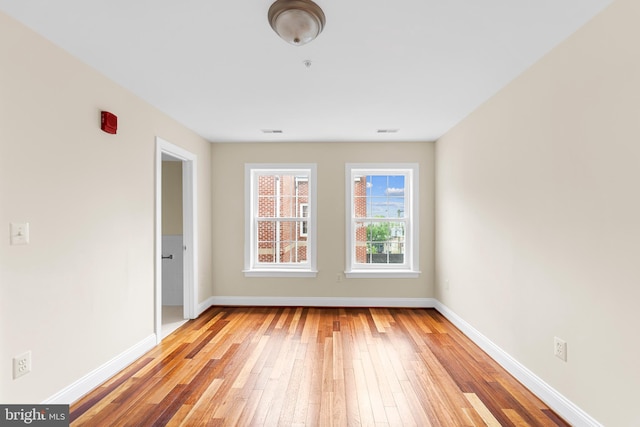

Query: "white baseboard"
left=42, top=334, right=157, bottom=405
left=432, top=301, right=602, bottom=427
left=207, top=296, right=436, bottom=308
left=198, top=295, right=217, bottom=315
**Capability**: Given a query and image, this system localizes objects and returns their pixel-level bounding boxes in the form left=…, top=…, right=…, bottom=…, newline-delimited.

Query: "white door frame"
left=155, top=137, right=198, bottom=344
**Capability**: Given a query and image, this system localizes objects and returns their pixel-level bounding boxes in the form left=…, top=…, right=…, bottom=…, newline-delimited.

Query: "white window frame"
left=345, top=163, right=420, bottom=278
left=244, top=164, right=317, bottom=277
left=299, top=203, right=309, bottom=237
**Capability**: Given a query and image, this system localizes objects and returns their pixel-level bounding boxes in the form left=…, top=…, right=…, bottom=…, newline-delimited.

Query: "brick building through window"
left=256, top=174, right=309, bottom=264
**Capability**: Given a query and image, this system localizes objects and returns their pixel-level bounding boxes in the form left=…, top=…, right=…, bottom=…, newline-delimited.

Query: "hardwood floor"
left=70, top=307, right=568, bottom=426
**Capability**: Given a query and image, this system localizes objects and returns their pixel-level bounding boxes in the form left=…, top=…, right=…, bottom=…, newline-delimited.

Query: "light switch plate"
left=10, top=223, right=29, bottom=245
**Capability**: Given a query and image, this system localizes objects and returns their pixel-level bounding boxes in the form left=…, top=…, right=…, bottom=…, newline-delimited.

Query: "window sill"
left=344, top=270, right=421, bottom=279
left=243, top=269, right=318, bottom=278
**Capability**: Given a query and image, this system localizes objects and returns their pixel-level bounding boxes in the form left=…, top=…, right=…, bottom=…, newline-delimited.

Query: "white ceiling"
left=0, top=0, right=613, bottom=143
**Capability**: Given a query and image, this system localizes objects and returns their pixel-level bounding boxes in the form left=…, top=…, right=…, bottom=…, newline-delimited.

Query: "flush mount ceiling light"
left=268, top=0, right=326, bottom=46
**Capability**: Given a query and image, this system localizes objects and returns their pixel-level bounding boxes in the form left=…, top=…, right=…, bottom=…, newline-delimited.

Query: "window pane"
left=258, top=175, right=276, bottom=196
left=354, top=197, right=367, bottom=218
left=257, top=220, right=276, bottom=263
left=367, top=175, right=386, bottom=197
left=296, top=178, right=309, bottom=218
left=386, top=175, right=406, bottom=219
left=279, top=239, right=308, bottom=263
left=361, top=175, right=406, bottom=218
left=257, top=221, right=276, bottom=264
left=279, top=195, right=294, bottom=217
left=256, top=220, right=308, bottom=264
left=354, top=221, right=368, bottom=264
left=369, top=196, right=389, bottom=217
left=353, top=176, right=367, bottom=218
left=278, top=174, right=292, bottom=218
left=258, top=242, right=276, bottom=263
left=257, top=196, right=275, bottom=218
left=354, top=221, right=405, bottom=265
left=258, top=174, right=309, bottom=219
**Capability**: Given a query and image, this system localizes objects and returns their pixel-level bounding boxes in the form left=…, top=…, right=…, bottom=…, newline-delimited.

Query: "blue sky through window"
left=366, top=175, right=405, bottom=218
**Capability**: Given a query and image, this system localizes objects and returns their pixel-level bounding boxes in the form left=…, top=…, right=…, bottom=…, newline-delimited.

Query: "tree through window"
left=346, top=164, right=420, bottom=277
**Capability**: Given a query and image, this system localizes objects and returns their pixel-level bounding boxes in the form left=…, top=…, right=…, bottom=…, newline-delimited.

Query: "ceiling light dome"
left=268, top=0, right=326, bottom=46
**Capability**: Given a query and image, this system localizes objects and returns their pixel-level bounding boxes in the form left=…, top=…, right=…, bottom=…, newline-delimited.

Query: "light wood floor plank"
left=352, top=357, right=376, bottom=426
left=465, top=392, right=502, bottom=427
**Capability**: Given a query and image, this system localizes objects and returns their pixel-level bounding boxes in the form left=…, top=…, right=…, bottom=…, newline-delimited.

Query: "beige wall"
left=211, top=142, right=435, bottom=299
left=0, top=12, right=212, bottom=403
left=435, top=1, right=640, bottom=425
left=162, top=161, right=183, bottom=235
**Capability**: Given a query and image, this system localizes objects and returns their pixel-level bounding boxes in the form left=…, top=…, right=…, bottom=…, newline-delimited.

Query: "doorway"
left=155, top=137, right=198, bottom=343
left=160, top=159, right=185, bottom=336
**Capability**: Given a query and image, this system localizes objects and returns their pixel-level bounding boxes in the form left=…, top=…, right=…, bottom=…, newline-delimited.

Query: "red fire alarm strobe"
left=101, top=111, right=118, bottom=134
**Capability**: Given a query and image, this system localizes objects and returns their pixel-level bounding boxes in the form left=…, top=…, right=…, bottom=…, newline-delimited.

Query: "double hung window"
left=244, top=164, right=317, bottom=277
left=345, top=164, right=420, bottom=278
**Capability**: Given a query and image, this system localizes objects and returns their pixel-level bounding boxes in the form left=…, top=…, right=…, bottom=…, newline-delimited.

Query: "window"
left=244, top=164, right=317, bottom=277
left=345, top=163, right=420, bottom=278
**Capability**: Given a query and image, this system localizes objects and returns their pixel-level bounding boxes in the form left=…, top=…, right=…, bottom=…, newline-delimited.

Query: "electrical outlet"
left=13, top=351, right=31, bottom=379
left=554, top=337, right=567, bottom=362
